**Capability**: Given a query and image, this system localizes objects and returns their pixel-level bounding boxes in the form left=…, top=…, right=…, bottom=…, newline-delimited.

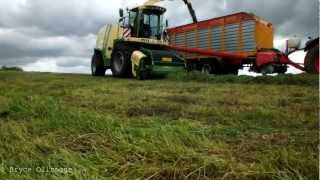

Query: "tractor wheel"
left=304, top=44, right=319, bottom=74
left=111, top=45, right=133, bottom=77
left=91, top=52, right=106, bottom=76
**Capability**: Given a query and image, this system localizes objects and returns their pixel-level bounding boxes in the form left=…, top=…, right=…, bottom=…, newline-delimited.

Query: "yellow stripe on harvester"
left=162, top=57, right=172, bottom=63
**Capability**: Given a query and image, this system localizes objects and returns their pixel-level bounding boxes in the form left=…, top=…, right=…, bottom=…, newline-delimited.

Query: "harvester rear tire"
left=304, top=44, right=319, bottom=74
left=111, top=45, right=133, bottom=77
left=91, top=52, right=106, bottom=76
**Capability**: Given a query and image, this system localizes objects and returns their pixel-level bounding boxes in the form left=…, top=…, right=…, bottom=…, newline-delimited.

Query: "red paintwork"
left=255, top=51, right=290, bottom=67
left=169, top=45, right=307, bottom=72
left=256, top=52, right=277, bottom=67
left=168, top=45, right=248, bottom=60
left=256, top=51, right=305, bottom=71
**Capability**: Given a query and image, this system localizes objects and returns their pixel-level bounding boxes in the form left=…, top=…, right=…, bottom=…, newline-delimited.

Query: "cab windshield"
left=141, top=13, right=163, bottom=39
left=128, top=7, right=165, bottom=39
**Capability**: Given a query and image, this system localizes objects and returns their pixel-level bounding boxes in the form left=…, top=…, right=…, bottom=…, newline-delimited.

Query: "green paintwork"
left=102, top=26, right=112, bottom=67
left=136, top=47, right=185, bottom=77
left=140, top=48, right=185, bottom=66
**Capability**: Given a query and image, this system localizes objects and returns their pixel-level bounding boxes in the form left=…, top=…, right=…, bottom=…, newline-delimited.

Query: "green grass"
left=0, top=71, right=318, bottom=179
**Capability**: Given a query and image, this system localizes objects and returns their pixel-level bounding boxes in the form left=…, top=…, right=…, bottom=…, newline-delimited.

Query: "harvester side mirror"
left=165, top=20, right=169, bottom=28
left=119, top=8, right=124, bottom=18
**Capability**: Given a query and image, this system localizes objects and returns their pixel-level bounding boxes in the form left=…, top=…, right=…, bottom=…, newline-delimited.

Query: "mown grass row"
left=0, top=71, right=318, bottom=179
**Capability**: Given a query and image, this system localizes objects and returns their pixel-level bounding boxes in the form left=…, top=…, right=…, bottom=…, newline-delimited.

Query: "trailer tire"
left=91, top=51, right=106, bottom=76
left=186, top=61, right=197, bottom=72
left=304, top=44, right=319, bottom=74
left=276, top=65, right=287, bottom=74
left=226, top=65, right=239, bottom=75
left=201, top=64, right=214, bottom=74
left=111, top=44, right=133, bottom=77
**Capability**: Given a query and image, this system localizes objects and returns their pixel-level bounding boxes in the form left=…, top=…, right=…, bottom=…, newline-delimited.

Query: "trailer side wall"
left=167, top=12, right=274, bottom=59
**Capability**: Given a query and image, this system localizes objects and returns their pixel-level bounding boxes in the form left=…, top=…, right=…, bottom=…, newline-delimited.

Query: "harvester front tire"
left=91, top=52, right=106, bottom=76
left=304, top=45, right=319, bottom=74
left=111, top=45, right=133, bottom=77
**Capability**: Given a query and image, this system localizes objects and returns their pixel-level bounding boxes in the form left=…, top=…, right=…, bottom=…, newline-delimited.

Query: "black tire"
left=226, top=65, right=239, bottom=75
left=216, top=59, right=239, bottom=75
left=276, top=65, right=288, bottom=74
left=201, top=64, right=214, bottom=74
left=137, top=71, right=148, bottom=80
left=111, top=44, right=133, bottom=77
left=260, top=64, right=274, bottom=75
left=186, top=61, right=197, bottom=72
left=91, top=51, right=106, bottom=76
left=304, top=44, right=319, bottom=74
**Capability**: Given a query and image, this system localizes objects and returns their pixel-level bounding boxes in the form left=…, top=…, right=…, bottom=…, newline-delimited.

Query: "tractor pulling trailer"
left=91, top=1, right=319, bottom=79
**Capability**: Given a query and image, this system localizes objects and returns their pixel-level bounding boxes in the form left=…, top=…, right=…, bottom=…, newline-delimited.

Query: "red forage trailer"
left=167, top=12, right=319, bottom=74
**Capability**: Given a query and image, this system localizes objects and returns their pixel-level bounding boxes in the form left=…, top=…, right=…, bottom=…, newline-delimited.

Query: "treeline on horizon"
left=0, top=65, right=23, bottom=72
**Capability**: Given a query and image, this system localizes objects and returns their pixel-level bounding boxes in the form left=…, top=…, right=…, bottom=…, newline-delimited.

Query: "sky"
left=0, top=0, right=318, bottom=74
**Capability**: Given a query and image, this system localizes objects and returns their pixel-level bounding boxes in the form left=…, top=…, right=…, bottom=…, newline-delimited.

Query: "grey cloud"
left=0, top=27, right=96, bottom=63
left=55, top=57, right=90, bottom=67
left=207, top=0, right=317, bottom=37
left=0, top=43, right=64, bottom=60
left=0, top=57, right=38, bottom=67
left=0, top=0, right=119, bottom=36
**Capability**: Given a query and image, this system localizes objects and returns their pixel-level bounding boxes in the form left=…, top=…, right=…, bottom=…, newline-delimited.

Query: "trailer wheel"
left=276, top=65, right=287, bottom=74
left=304, top=44, right=319, bottom=74
left=201, top=64, right=213, bottom=74
left=186, top=61, right=197, bottom=72
left=260, top=64, right=275, bottom=75
left=91, top=51, right=106, bottom=76
left=229, top=68, right=239, bottom=75
left=226, top=65, right=239, bottom=75
left=111, top=45, right=133, bottom=77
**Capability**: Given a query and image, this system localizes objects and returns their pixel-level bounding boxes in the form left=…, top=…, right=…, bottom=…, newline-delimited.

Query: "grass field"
left=0, top=71, right=318, bottom=179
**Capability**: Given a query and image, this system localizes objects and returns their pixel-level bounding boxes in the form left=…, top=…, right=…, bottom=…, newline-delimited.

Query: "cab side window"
left=122, top=16, right=129, bottom=28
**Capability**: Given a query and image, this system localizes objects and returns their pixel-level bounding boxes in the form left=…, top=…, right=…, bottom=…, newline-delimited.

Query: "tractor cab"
left=120, top=5, right=166, bottom=40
